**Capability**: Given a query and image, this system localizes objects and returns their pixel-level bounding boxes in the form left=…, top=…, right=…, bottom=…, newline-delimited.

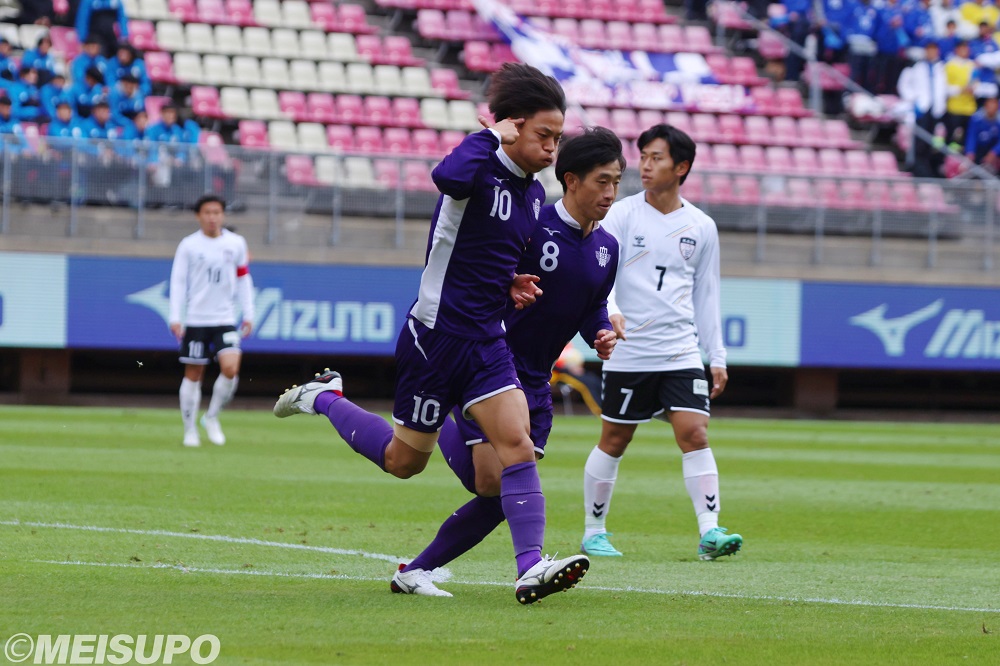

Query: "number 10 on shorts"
left=412, top=395, right=441, bottom=426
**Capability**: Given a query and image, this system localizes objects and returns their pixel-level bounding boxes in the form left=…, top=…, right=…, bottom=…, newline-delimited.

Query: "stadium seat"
left=278, top=90, right=310, bottom=121
left=214, top=25, right=243, bottom=55
left=50, top=27, right=81, bottom=60
left=238, top=119, right=269, bottom=147
left=420, top=97, right=450, bottom=129
left=201, top=54, right=234, bottom=86
left=776, top=88, right=810, bottom=118
left=463, top=40, right=494, bottom=72
left=261, top=58, right=291, bottom=88
left=731, top=57, right=767, bottom=87
left=290, top=60, right=321, bottom=91
left=638, top=109, right=665, bottom=130
left=200, top=130, right=231, bottom=166
left=822, top=119, right=859, bottom=149
left=326, top=124, right=355, bottom=151
left=271, top=29, right=301, bottom=59
left=450, top=100, right=480, bottom=130
left=225, top=0, right=255, bottom=26
left=818, top=148, right=847, bottom=175
left=191, top=86, right=226, bottom=118
left=268, top=120, right=298, bottom=150
left=706, top=173, right=734, bottom=204
left=344, top=157, right=378, bottom=188
left=254, top=0, right=282, bottom=27
left=844, top=150, right=875, bottom=176
left=684, top=25, right=719, bottom=54
left=242, top=27, right=273, bottom=58
left=374, top=159, right=400, bottom=188
left=169, top=0, right=198, bottom=21
left=298, top=122, right=329, bottom=152
left=145, top=51, right=177, bottom=83
left=871, top=151, right=903, bottom=177
left=384, top=127, right=413, bottom=154
left=373, top=65, right=403, bottom=95
left=738, top=144, right=766, bottom=172
left=749, top=87, right=780, bottom=115
left=384, top=36, right=423, bottom=66
left=328, top=32, right=361, bottom=62
left=364, top=95, right=394, bottom=126
left=757, top=30, right=789, bottom=60
left=286, top=155, right=319, bottom=186
left=355, top=34, right=382, bottom=61
left=579, top=19, right=609, bottom=49
left=129, top=21, right=158, bottom=51
left=173, top=53, right=205, bottom=84
left=786, top=178, right=815, bottom=207
left=185, top=23, right=216, bottom=53
left=156, top=21, right=186, bottom=52
left=426, top=68, right=463, bottom=99
left=665, top=111, right=692, bottom=135
left=765, top=146, right=793, bottom=174
left=198, top=0, right=228, bottom=24
left=417, top=9, right=449, bottom=40
left=440, top=130, right=465, bottom=155
left=411, top=128, right=441, bottom=157
left=691, top=114, right=719, bottom=143
left=282, top=0, right=314, bottom=29
left=889, top=181, right=922, bottom=212
left=731, top=175, right=761, bottom=205
left=605, top=21, right=632, bottom=50
left=347, top=62, right=376, bottom=94
left=339, top=4, right=378, bottom=34
left=610, top=108, right=640, bottom=140
left=336, top=94, right=365, bottom=125
left=232, top=56, right=261, bottom=87
left=317, top=62, right=347, bottom=92
left=583, top=107, right=611, bottom=128
left=300, top=30, right=328, bottom=60
left=138, top=0, right=171, bottom=20
left=392, top=96, right=424, bottom=128
left=404, top=161, right=435, bottom=192
left=681, top=173, right=704, bottom=202
left=717, top=114, right=745, bottom=144
left=308, top=92, right=338, bottom=123
left=658, top=24, right=683, bottom=52
left=791, top=147, right=820, bottom=175
left=771, top=116, right=801, bottom=147
left=250, top=88, right=283, bottom=120
left=743, top=115, right=770, bottom=146
left=315, top=155, right=342, bottom=185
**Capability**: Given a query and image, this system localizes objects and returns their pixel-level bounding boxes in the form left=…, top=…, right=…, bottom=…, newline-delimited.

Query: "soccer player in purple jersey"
left=273, top=64, right=588, bottom=604
left=387, top=127, right=624, bottom=598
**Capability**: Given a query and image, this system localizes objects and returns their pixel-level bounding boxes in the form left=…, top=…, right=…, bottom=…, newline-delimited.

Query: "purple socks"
left=402, top=496, right=505, bottom=573
left=315, top=392, right=392, bottom=471
left=501, top=461, right=545, bottom=577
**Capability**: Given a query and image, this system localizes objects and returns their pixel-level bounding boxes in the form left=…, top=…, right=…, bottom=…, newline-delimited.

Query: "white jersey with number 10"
left=168, top=229, right=254, bottom=327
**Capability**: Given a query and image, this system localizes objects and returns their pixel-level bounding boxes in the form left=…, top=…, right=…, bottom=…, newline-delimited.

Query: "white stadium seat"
left=220, top=86, right=251, bottom=118
left=251, top=88, right=284, bottom=120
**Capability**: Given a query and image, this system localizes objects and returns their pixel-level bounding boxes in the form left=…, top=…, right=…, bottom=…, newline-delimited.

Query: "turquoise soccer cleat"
left=581, top=532, right=623, bottom=557
left=698, top=527, right=743, bottom=560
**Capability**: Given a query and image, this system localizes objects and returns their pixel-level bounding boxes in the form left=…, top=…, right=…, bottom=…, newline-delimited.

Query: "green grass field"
left=2, top=405, right=998, bottom=665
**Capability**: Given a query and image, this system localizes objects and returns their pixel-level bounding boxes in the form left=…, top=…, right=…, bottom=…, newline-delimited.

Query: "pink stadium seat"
left=311, top=3, right=338, bottom=31
left=169, top=0, right=199, bottom=22
left=339, top=4, right=378, bottom=34
left=392, top=96, right=424, bottom=128
left=684, top=25, right=719, bottom=54
left=355, top=34, right=382, bottom=61
left=739, top=144, right=766, bottom=172
left=200, top=131, right=231, bottom=166
left=326, top=124, right=355, bottom=151
left=605, top=21, right=632, bottom=50
left=355, top=125, right=384, bottom=152
left=583, top=107, right=611, bottom=128
left=445, top=10, right=475, bottom=40
left=553, top=18, right=580, bottom=43
left=658, top=24, right=683, bottom=52
left=191, top=86, right=226, bottom=118
left=889, top=181, right=922, bottom=212
left=765, top=146, right=793, bottom=174
left=579, top=20, right=609, bottom=49
left=757, top=30, right=789, bottom=60
left=818, top=178, right=843, bottom=209
left=470, top=13, right=498, bottom=40
left=374, top=159, right=400, bottom=187
left=384, top=127, right=414, bottom=154
left=795, top=117, right=824, bottom=148
left=744, top=115, right=771, bottom=145
left=818, top=148, right=847, bottom=175
left=706, top=173, right=734, bottom=205
left=439, top=129, right=465, bottom=154
left=775, top=88, right=810, bottom=118
left=53, top=0, right=69, bottom=12
left=632, top=22, right=659, bottom=52
left=563, top=108, right=585, bottom=134
left=691, top=114, right=718, bottom=143
left=404, top=161, right=435, bottom=191
left=770, top=116, right=801, bottom=147
left=919, top=183, right=957, bottom=214
left=364, top=96, right=394, bottom=126
left=307, top=93, right=338, bottom=123
left=145, top=96, right=172, bottom=123
left=463, top=41, right=494, bottom=72
left=128, top=21, right=158, bottom=52
left=336, top=94, right=365, bottom=125
left=713, top=1, right=754, bottom=30
left=749, top=87, right=779, bottom=115
left=696, top=143, right=715, bottom=169
left=838, top=180, right=866, bottom=208
left=786, top=178, right=814, bottom=206
left=706, top=53, right=733, bottom=83
left=417, top=9, right=448, bottom=40
left=665, top=111, right=692, bottom=135
left=225, top=0, right=255, bottom=26
left=844, top=150, right=874, bottom=176
left=717, top=115, right=745, bottom=144
left=145, top=51, right=177, bottom=84
left=865, top=180, right=893, bottom=210
left=611, top=108, right=640, bottom=139
left=791, top=147, right=820, bottom=175
left=871, top=151, right=903, bottom=177
left=384, top=36, right=423, bottom=66
left=713, top=143, right=740, bottom=169
left=238, top=120, right=269, bottom=148
left=430, top=68, right=470, bottom=99
left=681, top=173, right=704, bottom=202
left=731, top=175, right=761, bottom=205
left=637, top=109, right=665, bottom=130
left=822, top=119, right=858, bottom=149
left=198, top=0, right=228, bottom=24
left=731, top=57, right=767, bottom=87
left=49, top=27, right=80, bottom=61
left=278, top=91, right=309, bottom=121
left=412, top=128, right=441, bottom=156
left=286, top=155, right=319, bottom=186
left=491, top=42, right=515, bottom=66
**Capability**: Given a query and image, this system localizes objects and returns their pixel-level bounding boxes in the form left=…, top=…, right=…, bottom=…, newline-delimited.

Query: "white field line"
left=7, top=520, right=1000, bottom=614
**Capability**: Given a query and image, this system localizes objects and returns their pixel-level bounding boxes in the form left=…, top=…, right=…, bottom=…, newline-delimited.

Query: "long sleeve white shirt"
left=601, top=192, right=726, bottom=372
left=168, top=229, right=255, bottom=327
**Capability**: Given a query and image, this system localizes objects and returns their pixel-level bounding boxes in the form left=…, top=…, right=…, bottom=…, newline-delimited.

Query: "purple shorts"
left=392, top=317, right=522, bottom=433
left=451, top=389, right=554, bottom=458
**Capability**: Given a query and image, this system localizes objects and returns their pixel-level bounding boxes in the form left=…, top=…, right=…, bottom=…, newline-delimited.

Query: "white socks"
left=683, top=448, right=720, bottom=537
left=583, top=446, right=622, bottom=540
left=206, top=374, right=238, bottom=418
left=179, top=378, right=202, bottom=433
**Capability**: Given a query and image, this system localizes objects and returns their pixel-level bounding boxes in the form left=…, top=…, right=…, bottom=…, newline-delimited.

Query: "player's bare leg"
left=667, top=410, right=742, bottom=560
left=201, top=350, right=241, bottom=445
left=180, top=364, right=205, bottom=447
left=581, top=419, right=635, bottom=556
left=470, top=390, right=589, bottom=604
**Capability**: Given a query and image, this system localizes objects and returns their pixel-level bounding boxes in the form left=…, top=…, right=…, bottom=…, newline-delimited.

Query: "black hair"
left=93, top=100, right=110, bottom=110
left=84, top=66, right=104, bottom=84
left=555, top=126, right=625, bottom=192
left=637, top=123, right=697, bottom=185
left=194, top=194, right=226, bottom=213
left=487, top=63, right=566, bottom=122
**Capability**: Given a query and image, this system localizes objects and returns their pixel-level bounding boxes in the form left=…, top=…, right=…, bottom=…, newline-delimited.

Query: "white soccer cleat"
left=273, top=369, right=343, bottom=418
left=200, top=414, right=226, bottom=445
left=514, top=554, right=589, bottom=605
left=390, top=564, right=453, bottom=597
left=183, top=430, right=201, bottom=447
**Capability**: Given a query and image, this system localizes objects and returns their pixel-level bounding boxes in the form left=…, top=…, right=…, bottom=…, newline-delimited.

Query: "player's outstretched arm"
left=509, top=273, right=542, bottom=310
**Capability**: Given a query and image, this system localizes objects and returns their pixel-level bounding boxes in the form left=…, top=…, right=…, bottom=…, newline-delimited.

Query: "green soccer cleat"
left=698, top=527, right=743, bottom=560
left=581, top=532, right=623, bottom=557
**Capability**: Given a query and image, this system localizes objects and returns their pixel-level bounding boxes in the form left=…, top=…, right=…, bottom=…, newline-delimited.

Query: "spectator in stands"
left=108, top=44, right=151, bottom=96
left=0, top=96, right=26, bottom=154
left=972, top=53, right=1000, bottom=103
left=146, top=103, right=200, bottom=146
left=21, top=34, right=58, bottom=86
left=18, top=0, right=54, bottom=26
left=9, top=66, right=49, bottom=122
left=40, top=71, right=72, bottom=119
left=131, top=109, right=148, bottom=139
left=938, top=19, right=962, bottom=59
left=846, top=0, right=880, bottom=90
left=0, top=38, right=19, bottom=82
left=780, top=0, right=817, bottom=80
left=898, top=41, right=948, bottom=176
left=905, top=0, right=936, bottom=49
left=109, top=73, right=145, bottom=121
left=71, top=37, right=112, bottom=86
left=945, top=39, right=978, bottom=144
left=969, top=21, right=999, bottom=59
left=874, top=0, right=908, bottom=93
left=47, top=100, right=84, bottom=138
left=932, top=0, right=963, bottom=37
left=964, top=94, right=1000, bottom=165
left=817, top=0, right=853, bottom=63
left=80, top=100, right=131, bottom=140
left=76, top=0, right=129, bottom=58
left=72, top=66, right=106, bottom=118
left=959, top=0, right=1000, bottom=38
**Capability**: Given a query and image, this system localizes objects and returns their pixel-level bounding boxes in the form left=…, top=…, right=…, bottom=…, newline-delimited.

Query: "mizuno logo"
left=849, top=300, right=944, bottom=356
left=516, top=500, right=527, bottom=505
left=493, top=177, right=508, bottom=184
left=542, top=227, right=561, bottom=236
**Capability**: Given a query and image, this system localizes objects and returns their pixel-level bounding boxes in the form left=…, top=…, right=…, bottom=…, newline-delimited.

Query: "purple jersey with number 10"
left=410, top=129, right=547, bottom=340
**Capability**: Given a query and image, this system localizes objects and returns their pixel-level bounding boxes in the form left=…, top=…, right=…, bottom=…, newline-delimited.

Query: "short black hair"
left=555, top=126, right=625, bottom=192
left=487, top=63, right=566, bottom=122
left=195, top=194, right=226, bottom=212
left=637, top=123, right=697, bottom=185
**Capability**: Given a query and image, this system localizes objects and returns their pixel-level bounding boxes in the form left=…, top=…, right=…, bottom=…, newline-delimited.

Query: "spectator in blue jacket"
left=967, top=95, right=1000, bottom=164
left=72, top=66, right=106, bottom=117
left=46, top=101, right=84, bottom=139
left=0, top=96, right=26, bottom=154
left=874, top=0, right=908, bottom=92
left=108, top=44, right=151, bottom=96
left=970, top=21, right=999, bottom=59
left=847, top=0, right=880, bottom=89
left=108, top=73, right=145, bottom=121
left=904, top=0, right=935, bottom=48
left=8, top=67, right=48, bottom=122
left=0, top=38, right=19, bottom=82
left=779, top=0, right=816, bottom=79
left=40, top=71, right=73, bottom=119
left=21, top=34, right=58, bottom=85
left=818, top=0, right=853, bottom=62
left=76, top=0, right=129, bottom=58
left=938, top=20, right=961, bottom=59
left=71, top=37, right=112, bottom=87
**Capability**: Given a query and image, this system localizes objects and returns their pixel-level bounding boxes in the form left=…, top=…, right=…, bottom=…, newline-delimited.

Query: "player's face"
left=509, top=109, right=563, bottom=174
left=197, top=202, right=225, bottom=237
left=639, top=138, right=689, bottom=193
left=568, top=160, right=622, bottom=222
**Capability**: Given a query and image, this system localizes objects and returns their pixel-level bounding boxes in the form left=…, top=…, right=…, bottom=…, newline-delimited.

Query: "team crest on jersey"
left=596, top=246, right=611, bottom=267
left=533, top=199, right=541, bottom=219
left=633, top=235, right=645, bottom=247
left=679, top=237, right=697, bottom=260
